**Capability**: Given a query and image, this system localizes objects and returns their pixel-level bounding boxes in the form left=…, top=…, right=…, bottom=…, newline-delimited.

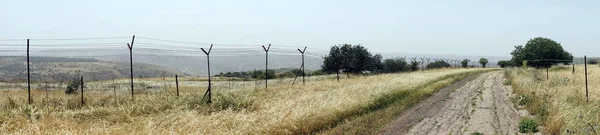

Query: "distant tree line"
left=214, top=68, right=324, bottom=79
left=321, top=44, right=479, bottom=81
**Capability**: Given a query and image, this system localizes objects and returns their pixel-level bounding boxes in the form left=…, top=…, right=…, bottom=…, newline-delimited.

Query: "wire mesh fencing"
left=0, top=35, right=332, bottom=105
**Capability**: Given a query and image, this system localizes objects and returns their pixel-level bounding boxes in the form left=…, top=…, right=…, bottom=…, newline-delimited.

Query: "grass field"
left=506, top=65, right=600, bottom=134
left=0, top=68, right=491, bottom=134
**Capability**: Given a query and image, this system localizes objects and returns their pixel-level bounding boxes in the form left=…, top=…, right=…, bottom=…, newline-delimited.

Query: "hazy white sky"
left=1, top=0, right=598, bottom=57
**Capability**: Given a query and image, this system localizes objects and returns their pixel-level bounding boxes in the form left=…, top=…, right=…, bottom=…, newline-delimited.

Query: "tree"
left=510, top=45, right=525, bottom=66
left=366, top=53, right=383, bottom=74
left=382, top=57, right=408, bottom=73
left=427, top=60, right=451, bottom=69
left=461, top=59, right=470, bottom=68
left=510, top=37, right=573, bottom=68
left=479, top=58, right=489, bottom=68
left=322, top=46, right=343, bottom=80
left=322, top=44, right=377, bottom=79
left=497, top=60, right=515, bottom=68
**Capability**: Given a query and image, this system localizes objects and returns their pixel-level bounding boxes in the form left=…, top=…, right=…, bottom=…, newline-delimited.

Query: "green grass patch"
left=519, top=117, right=539, bottom=133
left=470, top=132, right=483, bottom=135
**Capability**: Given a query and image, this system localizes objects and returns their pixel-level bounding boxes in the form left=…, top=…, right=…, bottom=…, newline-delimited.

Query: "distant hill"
left=0, top=56, right=185, bottom=82
left=92, top=54, right=323, bottom=76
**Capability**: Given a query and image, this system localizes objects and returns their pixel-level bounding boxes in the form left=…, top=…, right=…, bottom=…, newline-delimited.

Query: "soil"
left=378, top=71, right=523, bottom=135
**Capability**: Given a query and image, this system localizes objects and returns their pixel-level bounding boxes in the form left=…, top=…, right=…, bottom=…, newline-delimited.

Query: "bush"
left=588, top=59, right=598, bottom=64
left=382, top=57, right=408, bottom=73
left=310, top=69, right=327, bottom=76
left=518, top=94, right=532, bottom=106
left=519, top=117, right=539, bottom=133
left=426, top=60, right=450, bottom=69
left=497, top=60, right=515, bottom=68
left=470, top=132, right=482, bottom=135
left=64, top=78, right=80, bottom=94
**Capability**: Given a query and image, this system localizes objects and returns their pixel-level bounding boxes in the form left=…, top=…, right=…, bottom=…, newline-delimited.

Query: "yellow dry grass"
left=0, top=68, right=489, bottom=134
left=506, top=65, right=600, bottom=134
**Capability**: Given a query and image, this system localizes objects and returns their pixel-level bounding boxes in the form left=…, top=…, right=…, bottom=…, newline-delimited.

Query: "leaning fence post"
left=80, top=76, right=84, bottom=105
left=585, top=56, right=589, bottom=102
left=262, top=44, right=271, bottom=91
left=573, top=63, right=575, bottom=74
left=127, top=35, right=135, bottom=101
left=201, top=44, right=213, bottom=103
left=27, top=39, right=31, bottom=104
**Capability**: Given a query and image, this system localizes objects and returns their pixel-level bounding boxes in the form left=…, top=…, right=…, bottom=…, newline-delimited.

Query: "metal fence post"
left=262, top=44, right=271, bottom=90
left=175, top=74, right=179, bottom=97
left=80, top=76, right=84, bottom=105
left=201, top=44, right=213, bottom=103
left=585, top=56, right=589, bottom=102
left=127, top=35, right=135, bottom=101
left=27, top=39, right=31, bottom=104
left=298, top=47, right=306, bottom=85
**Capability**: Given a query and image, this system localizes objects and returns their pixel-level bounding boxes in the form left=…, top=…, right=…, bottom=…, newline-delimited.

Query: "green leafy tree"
left=461, top=59, right=470, bottom=68
left=427, top=60, right=451, bottom=69
left=479, top=58, right=489, bottom=68
left=382, top=57, right=408, bottom=73
left=510, top=45, right=525, bottom=66
left=323, top=44, right=378, bottom=79
left=497, top=60, right=515, bottom=68
left=368, top=53, right=383, bottom=74
left=510, top=37, right=573, bottom=68
left=322, top=46, right=343, bottom=80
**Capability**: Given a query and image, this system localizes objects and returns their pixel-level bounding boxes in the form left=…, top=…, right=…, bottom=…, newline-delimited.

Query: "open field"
left=0, top=68, right=491, bottom=134
left=506, top=65, right=600, bottom=134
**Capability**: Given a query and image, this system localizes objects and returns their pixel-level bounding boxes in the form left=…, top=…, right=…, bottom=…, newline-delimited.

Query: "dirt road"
left=379, top=71, right=522, bottom=135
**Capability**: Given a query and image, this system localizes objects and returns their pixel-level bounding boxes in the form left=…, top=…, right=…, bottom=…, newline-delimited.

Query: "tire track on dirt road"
left=379, top=71, right=522, bottom=135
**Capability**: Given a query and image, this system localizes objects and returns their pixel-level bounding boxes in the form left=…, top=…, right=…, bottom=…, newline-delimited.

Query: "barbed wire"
left=28, top=36, right=131, bottom=41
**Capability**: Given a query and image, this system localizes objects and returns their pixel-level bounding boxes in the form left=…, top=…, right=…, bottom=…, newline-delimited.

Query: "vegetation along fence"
left=0, top=35, right=495, bottom=106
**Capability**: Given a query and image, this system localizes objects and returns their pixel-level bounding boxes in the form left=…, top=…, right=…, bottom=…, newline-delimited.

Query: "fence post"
left=201, top=44, right=213, bottom=103
left=298, top=47, right=306, bottom=85
left=127, top=35, right=135, bottom=101
left=573, top=64, right=575, bottom=74
left=27, top=39, right=31, bottom=104
left=113, top=78, right=117, bottom=105
left=585, top=56, right=589, bottom=102
left=262, top=44, right=271, bottom=91
left=175, top=74, right=179, bottom=97
left=292, top=64, right=304, bottom=85
left=80, top=76, right=84, bottom=105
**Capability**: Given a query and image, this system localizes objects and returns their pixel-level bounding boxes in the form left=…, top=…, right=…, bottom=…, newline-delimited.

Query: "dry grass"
left=0, top=68, right=489, bottom=134
left=506, top=65, right=600, bottom=134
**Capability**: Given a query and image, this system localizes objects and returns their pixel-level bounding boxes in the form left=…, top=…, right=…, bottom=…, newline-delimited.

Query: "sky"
left=1, top=0, right=598, bottom=57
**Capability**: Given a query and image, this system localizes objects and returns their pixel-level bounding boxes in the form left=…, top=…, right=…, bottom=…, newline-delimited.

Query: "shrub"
left=588, top=59, right=598, bottom=64
left=470, top=132, right=482, bottom=135
left=497, top=60, right=515, bottom=68
left=64, top=78, right=80, bottom=94
left=382, top=57, right=408, bottom=73
left=426, top=60, right=451, bottom=69
left=310, top=69, right=327, bottom=76
left=519, top=117, right=539, bottom=133
left=518, top=94, right=531, bottom=106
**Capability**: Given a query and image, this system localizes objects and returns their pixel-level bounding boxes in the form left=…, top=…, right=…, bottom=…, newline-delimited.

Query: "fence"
left=522, top=57, right=599, bottom=102
left=0, top=35, right=494, bottom=105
